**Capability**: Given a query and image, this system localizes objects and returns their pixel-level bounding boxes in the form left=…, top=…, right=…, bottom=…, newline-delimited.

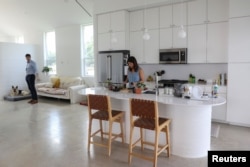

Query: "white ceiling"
left=0, top=0, right=93, bottom=37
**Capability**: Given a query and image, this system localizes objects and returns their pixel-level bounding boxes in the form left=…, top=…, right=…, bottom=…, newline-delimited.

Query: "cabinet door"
left=144, top=29, right=159, bottom=64
left=188, top=24, right=207, bottom=63
left=207, top=22, right=228, bottom=63
left=188, top=0, right=206, bottom=25
left=208, top=0, right=229, bottom=23
left=212, top=93, right=227, bottom=122
left=130, top=10, right=144, bottom=31
left=98, top=13, right=110, bottom=33
left=159, top=28, right=172, bottom=49
left=173, top=26, right=187, bottom=48
left=145, top=7, right=159, bottom=30
left=159, top=5, right=172, bottom=28
left=229, top=17, right=250, bottom=63
left=110, top=32, right=126, bottom=50
left=173, top=3, right=187, bottom=27
left=230, top=0, right=250, bottom=18
left=98, top=33, right=111, bottom=51
left=110, top=11, right=126, bottom=32
left=129, top=31, right=144, bottom=63
left=227, top=63, right=250, bottom=125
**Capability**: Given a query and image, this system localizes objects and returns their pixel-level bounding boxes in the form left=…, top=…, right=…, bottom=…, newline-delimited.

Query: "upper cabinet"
left=159, top=3, right=187, bottom=49
left=97, top=10, right=129, bottom=51
left=98, top=11, right=127, bottom=33
left=130, top=8, right=159, bottom=31
left=188, top=0, right=229, bottom=25
left=207, top=0, right=229, bottom=23
left=188, top=0, right=206, bottom=25
left=173, top=3, right=187, bottom=26
left=160, top=3, right=187, bottom=28
left=187, top=0, right=229, bottom=63
left=129, top=8, right=159, bottom=64
left=229, top=0, right=250, bottom=18
left=229, top=17, right=250, bottom=63
left=159, top=5, right=172, bottom=28
left=207, top=22, right=228, bottom=63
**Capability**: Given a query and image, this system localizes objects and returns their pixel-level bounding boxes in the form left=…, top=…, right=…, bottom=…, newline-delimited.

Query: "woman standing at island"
left=124, top=56, right=145, bottom=88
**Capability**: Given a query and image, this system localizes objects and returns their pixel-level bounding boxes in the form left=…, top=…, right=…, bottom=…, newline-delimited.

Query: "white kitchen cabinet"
left=207, top=0, right=229, bottom=23
left=130, top=8, right=159, bottom=31
left=173, top=2, right=187, bottom=26
left=229, top=0, right=250, bottom=18
left=144, top=29, right=159, bottom=64
left=97, top=10, right=129, bottom=51
left=98, top=11, right=127, bottom=33
left=227, top=63, right=250, bottom=125
left=173, top=26, right=187, bottom=48
left=98, top=32, right=126, bottom=51
left=188, top=0, right=207, bottom=25
left=228, top=17, right=250, bottom=63
left=212, top=90, right=227, bottom=122
left=160, top=3, right=187, bottom=29
left=129, top=31, right=144, bottom=63
left=188, top=24, right=207, bottom=63
left=129, top=8, right=159, bottom=64
left=207, top=22, right=228, bottom=63
left=160, top=27, right=187, bottom=49
left=159, top=3, right=187, bottom=49
left=159, top=28, right=172, bottom=49
left=159, top=5, right=172, bottom=28
left=188, top=0, right=228, bottom=25
left=130, top=30, right=159, bottom=64
left=200, top=85, right=227, bottom=122
left=130, top=10, right=144, bottom=31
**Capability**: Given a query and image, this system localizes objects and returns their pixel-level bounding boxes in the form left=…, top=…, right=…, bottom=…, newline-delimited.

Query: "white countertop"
left=78, top=87, right=226, bottom=107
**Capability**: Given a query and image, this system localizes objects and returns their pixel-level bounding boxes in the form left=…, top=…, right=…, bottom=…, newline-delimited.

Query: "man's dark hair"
left=25, top=53, right=31, bottom=57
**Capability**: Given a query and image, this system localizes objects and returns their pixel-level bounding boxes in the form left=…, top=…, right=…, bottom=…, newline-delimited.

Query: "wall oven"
left=159, top=48, right=187, bottom=64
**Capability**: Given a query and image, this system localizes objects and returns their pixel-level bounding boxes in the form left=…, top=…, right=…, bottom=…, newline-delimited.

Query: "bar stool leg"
left=119, top=117, right=124, bottom=143
left=108, top=121, right=113, bottom=156
left=128, top=125, right=134, bottom=164
left=88, top=118, right=92, bottom=152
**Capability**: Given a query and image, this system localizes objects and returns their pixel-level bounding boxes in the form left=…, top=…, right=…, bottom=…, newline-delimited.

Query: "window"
left=44, top=31, right=56, bottom=74
left=82, top=25, right=94, bottom=76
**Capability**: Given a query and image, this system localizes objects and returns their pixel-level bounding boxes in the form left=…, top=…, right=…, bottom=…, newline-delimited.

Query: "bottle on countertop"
left=212, top=82, right=218, bottom=98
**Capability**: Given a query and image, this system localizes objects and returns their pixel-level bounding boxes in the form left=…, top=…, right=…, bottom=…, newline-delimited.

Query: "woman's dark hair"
left=127, top=56, right=139, bottom=72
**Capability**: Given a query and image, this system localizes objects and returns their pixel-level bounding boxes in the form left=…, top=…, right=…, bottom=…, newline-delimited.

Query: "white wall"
left=0, top=42, right=41, bottom=99
left=94, top=0, right=191, bottom=14
left=55, top=25, right=82, bottom=77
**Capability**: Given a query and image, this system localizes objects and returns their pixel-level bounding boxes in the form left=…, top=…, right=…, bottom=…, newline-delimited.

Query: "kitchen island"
left=79, top=87, right=226, bottom=158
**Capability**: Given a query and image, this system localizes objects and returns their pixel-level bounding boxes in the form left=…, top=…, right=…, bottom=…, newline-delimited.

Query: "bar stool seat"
left=128, top=98, right=171, bottom=167
left=87, top=94, right=124, bottom=156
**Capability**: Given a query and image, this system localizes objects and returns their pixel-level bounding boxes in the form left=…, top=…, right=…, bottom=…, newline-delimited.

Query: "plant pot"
left=135, top=88, right=142, bottom=94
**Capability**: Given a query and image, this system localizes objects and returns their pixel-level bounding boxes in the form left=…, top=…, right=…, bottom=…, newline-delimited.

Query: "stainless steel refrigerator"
left=98, top=50, right=130, bottom=84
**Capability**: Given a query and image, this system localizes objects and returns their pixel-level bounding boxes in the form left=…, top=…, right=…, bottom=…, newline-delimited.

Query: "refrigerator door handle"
left=107, top=55, right=112, bottom=81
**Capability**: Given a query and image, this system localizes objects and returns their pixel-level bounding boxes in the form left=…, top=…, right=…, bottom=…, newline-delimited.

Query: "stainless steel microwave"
left=159, top=48, right=187, bottom=64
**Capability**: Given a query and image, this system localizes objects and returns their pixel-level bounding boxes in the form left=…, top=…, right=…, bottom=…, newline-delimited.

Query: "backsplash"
left=140, top=63, right=228, bottom=84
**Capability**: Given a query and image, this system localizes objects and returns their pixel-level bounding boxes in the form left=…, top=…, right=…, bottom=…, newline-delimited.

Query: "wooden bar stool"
left=87, top=94, right=124, bottom=156
left=128, top=98, right=171, bottom=167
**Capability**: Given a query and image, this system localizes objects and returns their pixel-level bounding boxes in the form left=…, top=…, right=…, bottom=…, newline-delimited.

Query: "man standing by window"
left=25, top=53, right=39, bottom=104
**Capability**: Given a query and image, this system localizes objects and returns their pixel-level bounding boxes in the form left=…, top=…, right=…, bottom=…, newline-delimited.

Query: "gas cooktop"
left=158, top=79, right=188, bottom=87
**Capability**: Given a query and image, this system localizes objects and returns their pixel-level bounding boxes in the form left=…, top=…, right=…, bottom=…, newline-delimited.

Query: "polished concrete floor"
left=0, top=97, right=250, bottom=167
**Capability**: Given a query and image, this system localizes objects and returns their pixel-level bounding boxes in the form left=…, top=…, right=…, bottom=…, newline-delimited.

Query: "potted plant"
left=134, top=82, right=146, bottom=94
left=42, top=66, right=52, bottom=74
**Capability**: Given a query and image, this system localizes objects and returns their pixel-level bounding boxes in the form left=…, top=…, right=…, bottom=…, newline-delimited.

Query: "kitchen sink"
left=143, top=90, right=156, bottom=94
